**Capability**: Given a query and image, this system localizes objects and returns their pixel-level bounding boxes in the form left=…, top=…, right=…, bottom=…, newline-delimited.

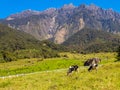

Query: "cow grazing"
left=84, top=58, right=101, bottom=66
left=84, top=58, right=101, bottom=71
left=88, top=64, right=98, bottom=71
left=67, top=65, right=79, bottom=75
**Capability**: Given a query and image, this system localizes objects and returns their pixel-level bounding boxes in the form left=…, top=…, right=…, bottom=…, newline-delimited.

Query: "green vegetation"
left=0, top=24, right=119, bottom=63
left=1, top=51, right=17, bottom=62
left=0, top=52, right=116, bottom=76
left=63, top=28, right=120, bottom=53
left=116, top=46, right=120, bottom=61
left=0, top=24, right=119, bottom=89
left=0, top=24, right=39, bottom=51
left=0, top=24, right=66, bottom=62
left=0, top=53, right=119, bottom=90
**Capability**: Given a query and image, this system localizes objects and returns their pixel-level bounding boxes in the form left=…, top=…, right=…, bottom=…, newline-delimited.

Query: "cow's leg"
left=88, top=66, right=93, bottom=72
left=67, top=68, right=73, bottom=76
left=94, top=64, right=98, bottom=72
left=95, top=65, right=98, bottom=72
left=76, top=68, right=79, bottom=73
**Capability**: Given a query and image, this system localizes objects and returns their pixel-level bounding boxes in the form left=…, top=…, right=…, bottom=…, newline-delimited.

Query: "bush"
left=1, top=51, right=17, bottom=62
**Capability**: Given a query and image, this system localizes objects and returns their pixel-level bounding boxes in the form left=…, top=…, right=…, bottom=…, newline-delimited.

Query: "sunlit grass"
left=0, top=52, right=116, bottom=76
left=0, top=62, right=120, bottom=90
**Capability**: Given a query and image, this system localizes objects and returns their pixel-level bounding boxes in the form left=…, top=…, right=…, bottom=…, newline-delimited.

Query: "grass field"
left=0, top=52, right=120, bottom=90
left=0, top=52, right=116, bottom=76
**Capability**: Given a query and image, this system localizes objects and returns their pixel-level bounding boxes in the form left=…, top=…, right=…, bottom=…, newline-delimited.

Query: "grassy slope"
left=0, top=62, right=120, bottom=90
left=0, top=52, right=116, bottom=76
left=0, top=52, right=119, bottom=90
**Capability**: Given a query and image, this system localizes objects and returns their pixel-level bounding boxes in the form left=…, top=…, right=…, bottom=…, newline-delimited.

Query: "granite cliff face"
left=1, top=4, right=120, bottom=44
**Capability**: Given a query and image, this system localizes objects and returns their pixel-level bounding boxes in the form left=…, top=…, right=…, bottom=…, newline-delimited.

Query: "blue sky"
left=0, top=0, right=120, bottom=18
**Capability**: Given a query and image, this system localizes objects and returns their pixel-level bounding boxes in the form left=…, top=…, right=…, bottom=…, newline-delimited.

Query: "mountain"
left=6, top=9, right=41, bottom=20
left=62, top=28, right=120, bottom=53
left=0, top=4, right=120, bottom=44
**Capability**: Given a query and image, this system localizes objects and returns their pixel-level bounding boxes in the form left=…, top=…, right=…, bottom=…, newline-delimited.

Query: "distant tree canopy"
left=1, top=51, right=16, bottom=62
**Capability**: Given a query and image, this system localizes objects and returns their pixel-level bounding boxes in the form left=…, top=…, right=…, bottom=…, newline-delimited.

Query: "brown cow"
left=84, top=58, right=101, bottom=71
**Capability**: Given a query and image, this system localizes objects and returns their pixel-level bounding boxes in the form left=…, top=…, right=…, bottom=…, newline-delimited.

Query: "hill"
left=62, top=28, right=120, bottom=53
left=0, top=24, right=65, bottom=62
left=0, top=24, right=41, bottom=51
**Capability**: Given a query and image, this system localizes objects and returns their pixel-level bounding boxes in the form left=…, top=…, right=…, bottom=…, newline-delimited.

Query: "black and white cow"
left=67, top=65, right=79, bottom=75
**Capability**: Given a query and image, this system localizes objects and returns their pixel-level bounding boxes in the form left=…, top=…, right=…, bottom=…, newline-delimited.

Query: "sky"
left=0, top=0, right=120, bottom=18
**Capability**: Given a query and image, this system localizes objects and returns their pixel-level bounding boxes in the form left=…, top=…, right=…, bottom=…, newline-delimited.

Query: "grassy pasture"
left=0, top=61, right=120, bottom=90
left=0, top=52, right=116, bottom=77
left=0, top=52, right=119, bottom=90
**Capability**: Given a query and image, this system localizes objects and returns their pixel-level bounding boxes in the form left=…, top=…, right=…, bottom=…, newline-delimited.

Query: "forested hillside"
left=63, top=28, right=120, bottom=53
left=0, top=24, right=65, bottom=62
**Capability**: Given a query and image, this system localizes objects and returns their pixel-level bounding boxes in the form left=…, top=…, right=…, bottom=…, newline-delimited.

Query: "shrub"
left=1, top=51, right=17, bottom=62
left=116, top=46, right=120, bottom=61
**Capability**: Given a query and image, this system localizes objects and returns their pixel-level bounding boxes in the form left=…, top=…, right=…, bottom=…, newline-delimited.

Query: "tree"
left=116, top=46, right=120, bottom=61
left=1, top=51, right=16, bottom=62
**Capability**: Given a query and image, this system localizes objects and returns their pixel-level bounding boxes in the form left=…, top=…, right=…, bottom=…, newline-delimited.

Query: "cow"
left=67, top=65, right=79, bottom=76
left=84, top=58, right=101, bottom=71
left=88, top=64, right=98, bottom=71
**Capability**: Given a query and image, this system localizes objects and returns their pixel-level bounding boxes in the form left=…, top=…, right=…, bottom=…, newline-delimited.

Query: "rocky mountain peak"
left=43, top=8, right=57, bottom=15
left=1, top=3, right=120, bottom=45
left=87, top=4, right=99, bottom=10
left=6, top=9, right=41, bottom=20
left=62, top=3, right=75, bottom=9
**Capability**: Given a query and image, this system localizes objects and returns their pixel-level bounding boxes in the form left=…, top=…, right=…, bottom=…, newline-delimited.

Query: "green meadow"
left=0, top=52, right=120, bottom=90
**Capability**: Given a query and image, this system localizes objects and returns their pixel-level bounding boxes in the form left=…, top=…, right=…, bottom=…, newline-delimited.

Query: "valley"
left=0, top=2, right=120, bottom=90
